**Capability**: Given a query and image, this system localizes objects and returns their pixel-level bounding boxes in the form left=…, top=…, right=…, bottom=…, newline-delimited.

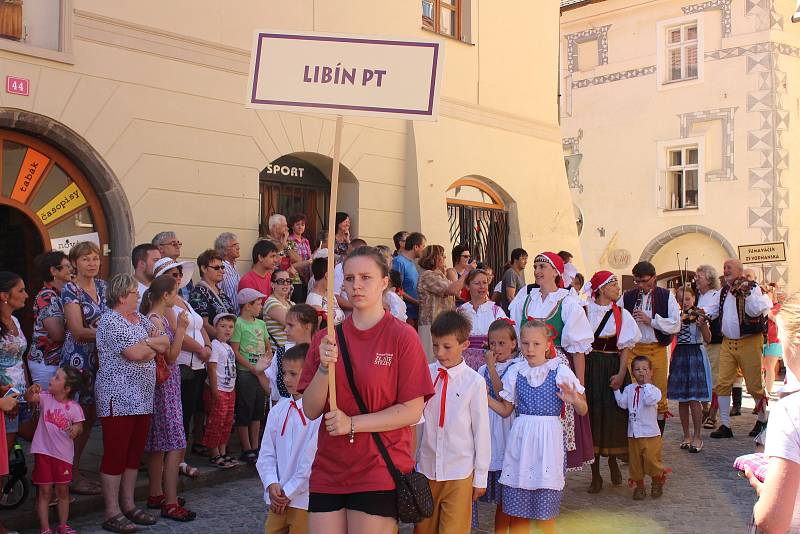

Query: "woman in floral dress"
left=61, top=241, right=107, bottom=495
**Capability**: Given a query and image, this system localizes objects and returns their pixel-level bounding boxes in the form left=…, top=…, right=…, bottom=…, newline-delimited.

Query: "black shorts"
left=308, top=490, right=397, bottom=518
left=234, top=371, right=265, bottom=425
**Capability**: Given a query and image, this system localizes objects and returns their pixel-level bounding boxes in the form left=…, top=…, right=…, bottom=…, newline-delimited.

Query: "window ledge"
left=421, top=26, right=475, bottom=46
left=663, top=76, right=698, bottom=86
left=0, top=39, right=74, bottom=65
left=662, top=206, right=699, bottom=212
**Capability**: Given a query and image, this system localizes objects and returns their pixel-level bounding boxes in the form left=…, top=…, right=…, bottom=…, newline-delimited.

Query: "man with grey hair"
left=153, top=231, right=192, bottom=299
left=710, top=258, right=772, bottom=439
left=694, top=264, right=723, bottom=428
left=215, top=232, right=241, bottom=314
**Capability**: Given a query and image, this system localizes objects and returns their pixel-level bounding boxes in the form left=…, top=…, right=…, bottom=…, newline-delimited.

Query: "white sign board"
left=738, top=242, right=786, bottom=264
left=50, top=232, right=100, bottom=253
left=247, top=31, right=443, bottom=120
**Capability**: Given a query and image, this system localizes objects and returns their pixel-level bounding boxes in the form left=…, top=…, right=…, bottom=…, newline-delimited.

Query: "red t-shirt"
left=298, top=312, right=434, bottom=494
left=237, top=270, right=272, bottom=298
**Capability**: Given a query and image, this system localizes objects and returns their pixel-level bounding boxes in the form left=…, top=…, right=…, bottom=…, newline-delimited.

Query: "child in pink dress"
left=28, top=366, right=86, bottom=534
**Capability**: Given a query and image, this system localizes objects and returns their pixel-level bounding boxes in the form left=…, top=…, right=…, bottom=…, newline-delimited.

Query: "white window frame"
left=656, top=14, right=703, bottom=91
left=0, top=0, right=74, bottom=64
left=656, top=137, right=705, bottom=215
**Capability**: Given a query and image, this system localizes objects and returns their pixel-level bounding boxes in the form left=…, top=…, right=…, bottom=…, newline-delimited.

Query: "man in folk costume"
left=585, top=271, right=641, bottom=493
left=710, top=258, right=772, bottom=439
left=620, top=261, right=681, bottom=434
left=508, top=251, right=595, bottom=470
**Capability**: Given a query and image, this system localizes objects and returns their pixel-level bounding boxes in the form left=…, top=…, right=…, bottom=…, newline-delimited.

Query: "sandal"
left=178, top=462, right=200, bottom=478
left=222, top=454, right=240, bottom=466
left=689, top=441, right=704, bottom=453
left=161, top=502, right=197, bottom=522
left=679, top=440, right=691, bottom=450
left=123, top=507, right=157, bottom=526
left=209, top=455, right=236, bottom=469
left=101, top=513, right=138, bottom=533
left=56, top=525, right=78, bottom=534
left=70, top=478, right=102, bottom=495
left=702, top=417, right=717, bottom=429
left=146, top=494, right=186, bottom=509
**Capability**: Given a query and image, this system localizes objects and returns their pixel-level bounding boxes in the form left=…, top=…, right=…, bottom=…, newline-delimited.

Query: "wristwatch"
left=144, top=337, right=152, bottom=348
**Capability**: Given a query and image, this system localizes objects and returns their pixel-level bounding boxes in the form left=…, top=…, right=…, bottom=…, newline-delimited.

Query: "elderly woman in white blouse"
left=458, top=269, right=507, bottom=370
left=95, top=273, right=169, bottom=533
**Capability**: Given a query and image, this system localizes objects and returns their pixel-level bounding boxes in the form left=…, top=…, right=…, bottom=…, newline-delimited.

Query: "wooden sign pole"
left=326, top=115, right=344, bottom=411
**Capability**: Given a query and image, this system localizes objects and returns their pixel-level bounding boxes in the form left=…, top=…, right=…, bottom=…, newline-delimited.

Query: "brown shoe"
left=632, top=486, right=646, bottom=500
left=651, top=479, right=664, bottom=499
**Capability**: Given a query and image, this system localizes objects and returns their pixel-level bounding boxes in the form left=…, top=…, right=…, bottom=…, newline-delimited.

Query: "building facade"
left=0, top=0, right=580, bottom=330
left=560, top=0, right=800, bottom=288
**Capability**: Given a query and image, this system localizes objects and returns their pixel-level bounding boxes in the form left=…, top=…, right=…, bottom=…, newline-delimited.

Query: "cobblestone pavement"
left=31, top=400, right=761, bottom=534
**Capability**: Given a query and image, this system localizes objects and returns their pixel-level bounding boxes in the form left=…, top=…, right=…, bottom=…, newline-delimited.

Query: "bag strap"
left=266, top=328, right=283, bottom=350
left=335, top=324, right=402, bottom=479
left=593, top=309, right=614, bottom=339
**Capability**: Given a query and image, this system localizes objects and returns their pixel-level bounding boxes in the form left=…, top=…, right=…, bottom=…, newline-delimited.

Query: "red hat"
left=534, top=252, right=564, bottom=275
left=590, top=270, right=617, bottom=294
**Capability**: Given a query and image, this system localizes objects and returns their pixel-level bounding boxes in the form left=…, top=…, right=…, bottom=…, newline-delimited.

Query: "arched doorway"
left=0, top=128, right=111, bottom=336
left=259, top=153, right=359, bottom=243
left=446, top=178, right=509, bottom=277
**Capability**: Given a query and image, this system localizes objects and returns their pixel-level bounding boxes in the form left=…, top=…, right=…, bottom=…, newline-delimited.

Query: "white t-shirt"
left=306, top=291, right=345, bottom=325
left=207, top=339, right=237, bottom=392
left=384, top=290, right=407, bottom=322
left=763, top=392, right=800, bottom=531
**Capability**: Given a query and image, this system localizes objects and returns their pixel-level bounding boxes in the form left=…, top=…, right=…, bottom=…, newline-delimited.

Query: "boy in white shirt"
left=415, top=311, right=491, bottom=534
left=614, top=355, right=669, bottom=501
left=257, top=343, right=321, bottom=534
left=201, top=313, right=239, bottom=468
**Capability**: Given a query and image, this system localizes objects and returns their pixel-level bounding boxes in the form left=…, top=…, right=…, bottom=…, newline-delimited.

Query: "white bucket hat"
left=153, top=257, right=195, bottom=289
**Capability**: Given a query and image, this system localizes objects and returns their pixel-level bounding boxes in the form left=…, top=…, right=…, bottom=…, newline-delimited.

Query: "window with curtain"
left=421, top=0, right=461, bottom=40
left=665, top=22, right=698, bottom=83
left=665, top=146, right=699, bottom=210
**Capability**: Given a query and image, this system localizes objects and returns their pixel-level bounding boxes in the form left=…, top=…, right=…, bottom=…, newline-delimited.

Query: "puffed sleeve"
left=745, top=285, right=772, bottom=317
left=651, top=291, right=681, bottom=335
left=507, top=287, right=529, bottom=339
left=498, top=363, right=519, bottom=405
left=613, top=388, right=627, bottom=410
left=616, top=308, right=642, bottom=350
left=559, top=295, right=594, bottom=354
left=555, top=363, right=586, bottom=394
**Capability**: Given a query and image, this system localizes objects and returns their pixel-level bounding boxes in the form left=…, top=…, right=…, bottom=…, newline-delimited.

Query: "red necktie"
left=433, top=368, right=449, bottom=428
left=281, top=400, right=307, bottom=436
left=633, top=385, right=642, bottom=409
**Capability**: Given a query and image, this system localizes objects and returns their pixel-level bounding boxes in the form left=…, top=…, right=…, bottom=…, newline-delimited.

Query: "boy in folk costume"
left=584, top=271, right=640, bottom=493
left=709, top=259, right=772, bottom=439
left=619, top=261, right=681, bottom=434
left=614, top=356, right=669, bottom=500
left=415, top=311, right=491, bottom=534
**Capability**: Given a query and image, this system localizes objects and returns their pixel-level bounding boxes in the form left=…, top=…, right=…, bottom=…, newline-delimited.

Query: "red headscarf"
left=534, top=252, right=565, bottom=288
left=589, top=270, right=622, bottom=338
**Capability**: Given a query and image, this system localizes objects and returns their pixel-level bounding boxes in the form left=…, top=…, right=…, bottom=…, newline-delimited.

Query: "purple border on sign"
left=250, top=33, right=439, bottom=116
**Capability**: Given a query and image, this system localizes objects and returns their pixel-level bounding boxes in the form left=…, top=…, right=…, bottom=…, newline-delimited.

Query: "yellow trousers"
left=414, top=475, right=474, bottom=534
left=706, top=343, right=721, bottom=390
left=717, top=335, right=765, bottom=401
left=630, top=343, right=669, bottom=415
left=628, top=436, right=665, bottom=482
left=264, top=507, right=308, bottom=534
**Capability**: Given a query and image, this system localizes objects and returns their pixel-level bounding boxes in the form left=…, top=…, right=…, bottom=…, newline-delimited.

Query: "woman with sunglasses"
left=189, top=249, right=235, bottom=340
left=447, top=245, right=473, bottom=307
left=261, top=269, right=295, bottom=402
left=153, top=258, right=211, bottom=477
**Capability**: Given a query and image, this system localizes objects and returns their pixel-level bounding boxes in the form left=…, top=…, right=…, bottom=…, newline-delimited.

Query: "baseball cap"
left=237, top=287, right=267, bottom=305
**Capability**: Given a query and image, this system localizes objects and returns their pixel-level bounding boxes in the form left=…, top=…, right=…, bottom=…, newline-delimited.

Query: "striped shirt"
left=221, top=259, right=240, bottom=315
left=262, top=295, right=292, bottom=348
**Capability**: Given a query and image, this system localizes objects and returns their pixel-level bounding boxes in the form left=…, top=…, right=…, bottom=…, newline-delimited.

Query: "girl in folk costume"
left=458, top=269, right=508, bottom=371
left=667, top=285, right=712, bottom=453
left=472, top=318, right=521, bottom=531
left=584, top=271, right=641, bottom=493
left=488, top=320, right=588, bottom=534
left=507, top=252, right=595, bottom=470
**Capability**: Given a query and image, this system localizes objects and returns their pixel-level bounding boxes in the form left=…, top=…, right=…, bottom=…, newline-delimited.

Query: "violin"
left=680, top=306, right=708, bottom=324
left=730, top=277, right=757, bottom=298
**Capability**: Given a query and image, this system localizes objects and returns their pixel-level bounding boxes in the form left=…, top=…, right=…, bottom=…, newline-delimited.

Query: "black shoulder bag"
left=335, top=324, right=433, bottom=524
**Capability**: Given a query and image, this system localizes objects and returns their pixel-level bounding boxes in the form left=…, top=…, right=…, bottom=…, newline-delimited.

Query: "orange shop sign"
left=36, top=182, right=87, bottom=225
left=10, top=147, right=50, bottom=203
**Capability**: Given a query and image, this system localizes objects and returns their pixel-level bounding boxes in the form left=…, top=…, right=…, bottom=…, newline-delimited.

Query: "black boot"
left=730, top=387, right=742, bottom=416
left=587, top=455, right=603, bottom=493
left=609, top=456, right=622, bottom=486
left=657, top=418, right=666, bottom=435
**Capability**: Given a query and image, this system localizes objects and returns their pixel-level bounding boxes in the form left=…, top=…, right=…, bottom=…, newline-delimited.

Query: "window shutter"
left=657, top=170, right=667, bottom=209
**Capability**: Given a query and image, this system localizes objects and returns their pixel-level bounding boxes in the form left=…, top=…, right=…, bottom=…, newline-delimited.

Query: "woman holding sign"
left=299, top=247, right=433, bottom=532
